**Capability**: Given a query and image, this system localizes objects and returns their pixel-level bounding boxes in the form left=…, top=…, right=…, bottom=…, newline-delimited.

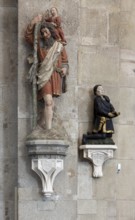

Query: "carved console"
left=26, top=139, right=69, bottom=197
left=79, top=145, right=117, bottom=178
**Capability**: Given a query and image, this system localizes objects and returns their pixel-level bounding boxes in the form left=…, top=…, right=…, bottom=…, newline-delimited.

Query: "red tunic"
left=25, top=24, right=68, bottom=99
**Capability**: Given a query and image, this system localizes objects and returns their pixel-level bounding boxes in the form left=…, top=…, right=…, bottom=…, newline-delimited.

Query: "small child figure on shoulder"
left=44, top=7, right=67, bottom=46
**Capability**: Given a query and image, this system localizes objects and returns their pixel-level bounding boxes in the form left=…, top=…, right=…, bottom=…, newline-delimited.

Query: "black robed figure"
left=92, top=85, right=120, bottom=135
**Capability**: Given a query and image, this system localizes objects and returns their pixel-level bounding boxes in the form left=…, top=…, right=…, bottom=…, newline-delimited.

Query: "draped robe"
left=25, top=24, right=68, bottom=99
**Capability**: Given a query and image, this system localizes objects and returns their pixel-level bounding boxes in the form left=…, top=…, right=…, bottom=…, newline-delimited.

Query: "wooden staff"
left=32, top=23, right=40, bottom=128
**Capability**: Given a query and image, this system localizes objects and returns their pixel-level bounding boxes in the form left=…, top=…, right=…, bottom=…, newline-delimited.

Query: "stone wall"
left=0, top=0, right=17, bottom=219
left=17, top=0, right=135, bottom=220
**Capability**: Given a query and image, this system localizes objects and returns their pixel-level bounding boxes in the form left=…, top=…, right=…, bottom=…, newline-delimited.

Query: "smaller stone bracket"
left=26, top=139, right=69, bottom=197
left=79, top=145, right=117, bottom=178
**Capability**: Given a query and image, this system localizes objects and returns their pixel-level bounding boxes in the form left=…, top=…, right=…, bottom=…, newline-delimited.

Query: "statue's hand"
left=114, top=111, right=120, bottom=116
left=51, top=22, right=56, bottom=27
left=31, top=14, right=42, bottom=25
left=108, top=111, right=120, bottom=118
left=61, top=67, right=67, bottom=77
left=108, top=112, right=115, bottom=118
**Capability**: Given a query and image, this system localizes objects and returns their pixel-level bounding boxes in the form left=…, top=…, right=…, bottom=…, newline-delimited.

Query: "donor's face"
left=96, top=86, right=104, bottom=96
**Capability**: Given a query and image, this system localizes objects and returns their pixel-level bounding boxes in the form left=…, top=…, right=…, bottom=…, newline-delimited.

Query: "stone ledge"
left=26, top=139, right=69, bottom=157
left=79, top=144, right=117, bottom=178
left=26, top=139, right=69, bottom=198
left=80, top=144, right=117, bottom=150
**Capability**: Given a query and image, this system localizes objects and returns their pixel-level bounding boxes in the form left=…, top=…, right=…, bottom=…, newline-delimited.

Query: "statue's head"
left=93, top=84, right=104, bottom=96
left=50, top=7, right=58, bottom=17
left=40, top=23, right=57, bottom=40
left=40, top=27, right=51, bottom=39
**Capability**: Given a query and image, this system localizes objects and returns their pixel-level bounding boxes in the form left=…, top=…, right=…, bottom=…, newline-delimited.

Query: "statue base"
left=80, top=132, right=117, bottom=177
left=27, top=124, right=69, bottom=141
left=79, top=144, right=117, bottom=178
left=82, top=133, right=115, bottom=145
left=26, top=137, right=69, bottom=198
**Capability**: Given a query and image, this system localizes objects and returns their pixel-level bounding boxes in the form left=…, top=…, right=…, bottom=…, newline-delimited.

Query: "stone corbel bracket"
left=26, top=139, right=69, bottom=197
left=79, top=145, right=117, bottom=178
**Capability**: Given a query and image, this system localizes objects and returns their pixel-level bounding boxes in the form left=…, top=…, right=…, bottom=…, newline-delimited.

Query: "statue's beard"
left=41, top=37, right=55, bottom=49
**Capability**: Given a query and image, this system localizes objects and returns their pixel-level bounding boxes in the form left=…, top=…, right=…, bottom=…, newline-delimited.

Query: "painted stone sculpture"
left=81, top=85, right=120, bottom=177
left=92, top=85, right=120, bottom=136
left=83, top=85, right=120, bottom=144
left=25, top=8, right=69, bottom=197
left=25, top=10, right=69, bottom=132
left=44, top=7, right=67, bottom=45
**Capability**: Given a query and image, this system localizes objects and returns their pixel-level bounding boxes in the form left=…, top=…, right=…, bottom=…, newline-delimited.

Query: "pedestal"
left=79, top=145, right=117, bottom=178
left=26, top=139, right=69, bottom=197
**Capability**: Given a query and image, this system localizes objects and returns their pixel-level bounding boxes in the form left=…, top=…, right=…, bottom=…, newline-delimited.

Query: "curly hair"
left=40, top=22, right=57, bottom=40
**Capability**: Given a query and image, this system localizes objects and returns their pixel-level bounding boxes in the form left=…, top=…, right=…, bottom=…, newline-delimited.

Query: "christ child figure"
left=45, top=7, right=67, bottom=45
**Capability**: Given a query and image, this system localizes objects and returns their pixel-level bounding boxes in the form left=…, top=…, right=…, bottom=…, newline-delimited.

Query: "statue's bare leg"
left=43, top=94, right=54, bottom=130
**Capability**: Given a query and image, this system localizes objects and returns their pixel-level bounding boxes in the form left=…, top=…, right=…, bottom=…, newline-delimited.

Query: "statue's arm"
left=94, top=98, right=110, bottom=117
left=61, top=47, right=69, bottom=76
left=105, top=96, right=119, bottom=117
left=55, top=16, right=62, bottom=27
left=25, top=15, right=42, bottom=45
left=25, top=23, right=34, bottom=45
